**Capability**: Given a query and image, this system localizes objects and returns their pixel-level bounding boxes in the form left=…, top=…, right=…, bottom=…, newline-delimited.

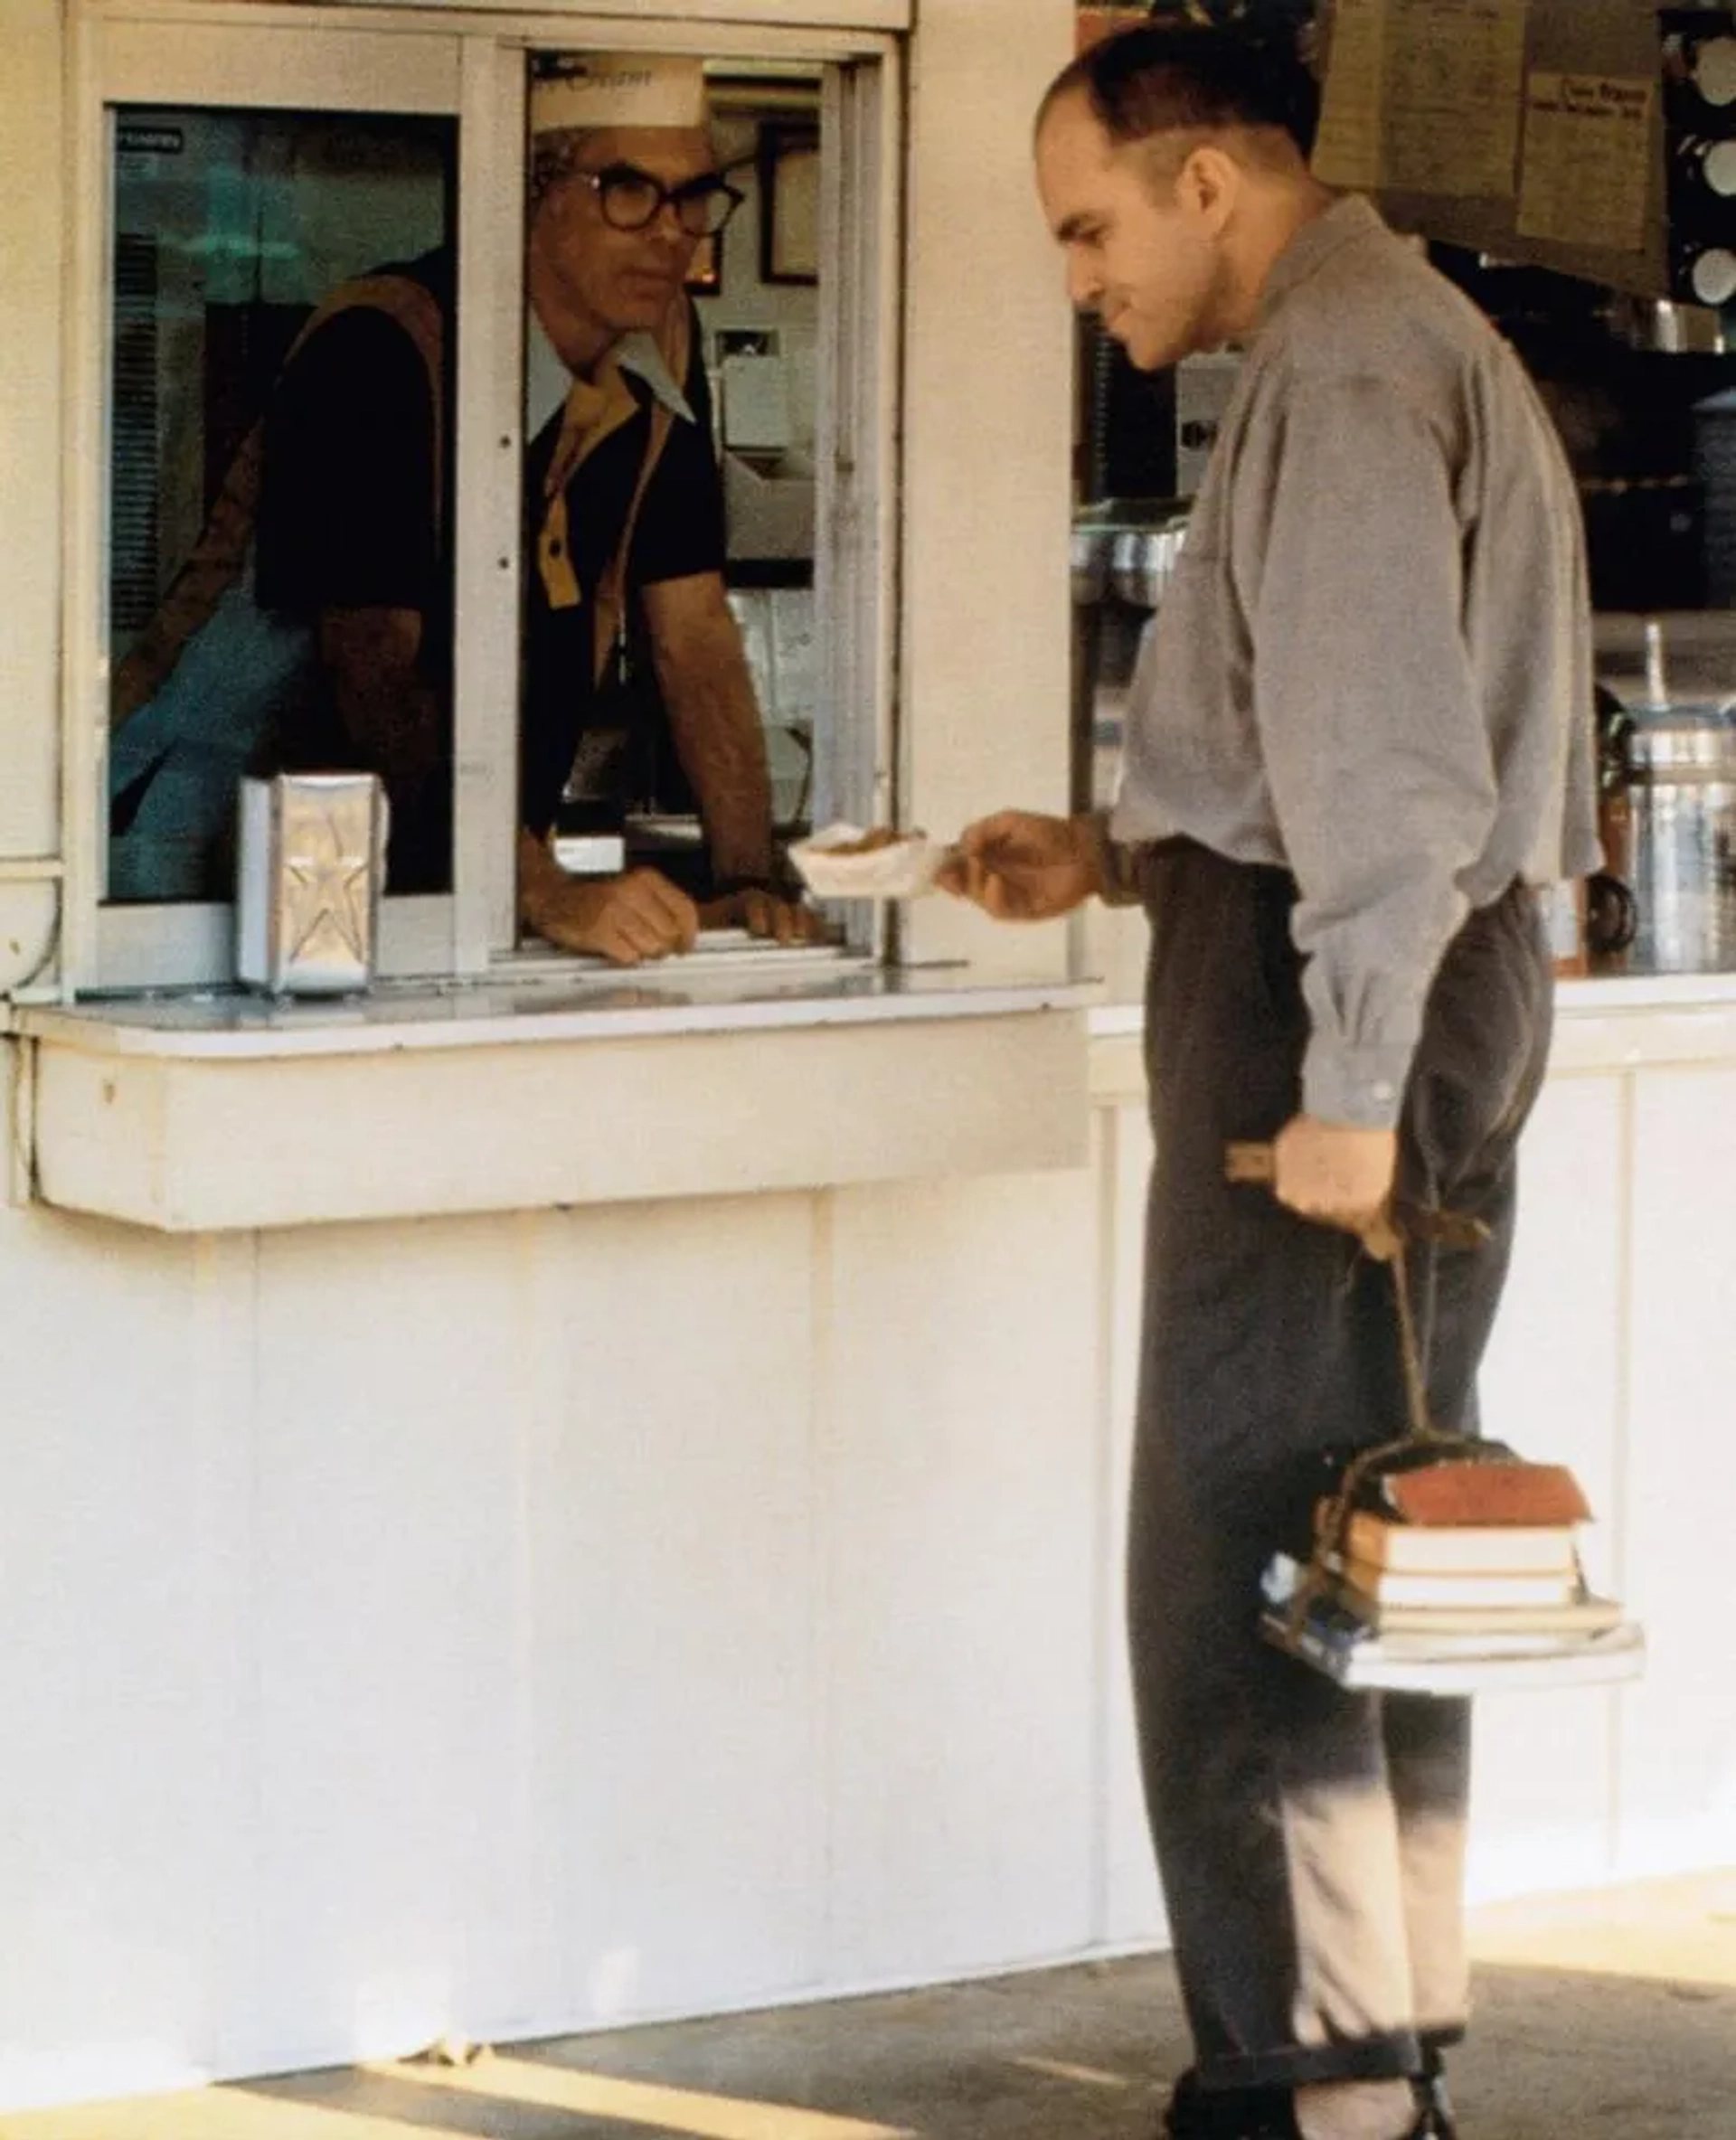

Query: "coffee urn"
left=1604, top=624, right=1736, bottom=973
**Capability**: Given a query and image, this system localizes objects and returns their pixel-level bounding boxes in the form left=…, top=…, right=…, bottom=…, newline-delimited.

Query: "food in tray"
left=817, top=825, right=919, bottom=857
left=788, top=821, right=949, bottom=900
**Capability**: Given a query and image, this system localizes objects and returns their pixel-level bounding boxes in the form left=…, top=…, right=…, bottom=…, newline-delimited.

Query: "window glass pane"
left=516, top=54, right=823, bottom=947
left=106, top=107, right=457, bottom=906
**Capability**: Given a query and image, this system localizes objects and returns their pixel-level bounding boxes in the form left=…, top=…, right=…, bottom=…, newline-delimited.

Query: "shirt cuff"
left=1300, top=1037, right=1415, bottom=1130
left=1087, top=813, right=1148, bottom=907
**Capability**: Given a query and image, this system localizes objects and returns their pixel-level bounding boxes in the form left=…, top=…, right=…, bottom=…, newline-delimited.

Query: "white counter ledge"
left=14, top=944, right=1098, bottom=1058
left=6, top=949, right=1098, bottom=1232
left=1087, top=969, right=1736, bottom=1102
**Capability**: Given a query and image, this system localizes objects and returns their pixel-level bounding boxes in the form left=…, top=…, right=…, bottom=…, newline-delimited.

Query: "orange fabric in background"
left=1077, top=7, right=1148, bottom=52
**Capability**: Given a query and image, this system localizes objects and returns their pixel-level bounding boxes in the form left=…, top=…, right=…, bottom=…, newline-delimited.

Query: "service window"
left=70, top=10, right=898, bottom=994
left=509, top=55, right=861, bottom=957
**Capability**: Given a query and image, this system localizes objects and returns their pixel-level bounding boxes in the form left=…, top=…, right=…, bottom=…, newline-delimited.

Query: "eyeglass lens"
left=596, top=165, right=739, bottom=237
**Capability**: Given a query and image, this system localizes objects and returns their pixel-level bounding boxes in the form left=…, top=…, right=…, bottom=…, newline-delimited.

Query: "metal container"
left=1108, top=520, right=1188, bottom=608
left=236, top=771, right=387, bottom=995
left=1071, top=523, right=1111, bottom=606
left=1622, top=702, right=1736, bottom=973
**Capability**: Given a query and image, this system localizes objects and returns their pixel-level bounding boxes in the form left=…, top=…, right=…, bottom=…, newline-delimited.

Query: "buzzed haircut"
left=530, top=127, right=593, bottom=209
left=1040, top=23, right=1320, bottom=161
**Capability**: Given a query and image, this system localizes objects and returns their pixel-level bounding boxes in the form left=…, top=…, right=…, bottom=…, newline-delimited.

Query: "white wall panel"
left=518, top=1194, right=825, bottom=2029
left=1469, top=1072, right=1628, bottom=1900
left=0, top=0, right=62, bottom=858
left=1095, top=1101, right=1165, bottom=1950
left=1618, top=1067, right=1736, bottom=1879
left=823, top=1169, right=1099, bottom=1982
left=0, top=0, right=65, bottom=986
left=899, top=0, right=1076, bottom=978
left=0, top=1207, right=255, bottom=2109
left=248, top=1215, right=532, bottom=2073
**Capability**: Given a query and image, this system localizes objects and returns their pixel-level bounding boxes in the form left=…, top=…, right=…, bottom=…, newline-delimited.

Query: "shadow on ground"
left=234, top=1947, right=1736, bottom=2140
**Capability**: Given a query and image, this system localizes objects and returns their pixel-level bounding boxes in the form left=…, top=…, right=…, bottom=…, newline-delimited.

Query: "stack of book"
left=1260, top=1455, right=1646, bottom=1693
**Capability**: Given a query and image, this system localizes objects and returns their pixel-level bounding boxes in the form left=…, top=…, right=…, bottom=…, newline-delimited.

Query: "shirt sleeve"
left=629, top=336, right=726, bottom=589
left=1232, top=368, right=1501, bottom=1129
left=254, top=305, right=441, bottom=617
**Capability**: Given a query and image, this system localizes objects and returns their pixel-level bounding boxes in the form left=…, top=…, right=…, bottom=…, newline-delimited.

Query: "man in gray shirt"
left=941, top=24, right=1597, bottom=2140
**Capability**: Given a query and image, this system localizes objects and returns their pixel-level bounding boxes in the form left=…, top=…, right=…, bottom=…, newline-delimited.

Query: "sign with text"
left=1518, top=71, right=1656, bottom=253
left=1314, top=0, right=1529, bottom=199
left=1312, top=0, right=1669, bottom=297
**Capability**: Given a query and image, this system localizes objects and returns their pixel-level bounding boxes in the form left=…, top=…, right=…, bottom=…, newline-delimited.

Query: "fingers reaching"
left=938, top=809, right=1093, bottom=922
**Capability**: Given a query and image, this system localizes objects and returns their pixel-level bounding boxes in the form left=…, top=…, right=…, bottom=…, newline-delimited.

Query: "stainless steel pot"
left=1621, top=700, right=1736, bottom=973
left=1071, top=525, right=1110, bottom=606
left=1108, top=520, right=1188, bottom=608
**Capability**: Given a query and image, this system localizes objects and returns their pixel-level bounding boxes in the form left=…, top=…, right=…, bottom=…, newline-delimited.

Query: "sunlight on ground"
left=369, top=2051, right=911, bottom=2138
left=0, top=2058, right=912, bottom=2140
left=2, top=2094, right=441, bottom=2140
left=1466, top=1869, right=1736, bottom=1989
left=1006, top=2055, right=1137, bottom=2090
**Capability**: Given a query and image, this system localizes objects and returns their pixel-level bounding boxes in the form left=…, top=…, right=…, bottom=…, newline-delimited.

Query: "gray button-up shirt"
left=1110, top=194, right=1599, bottom=1127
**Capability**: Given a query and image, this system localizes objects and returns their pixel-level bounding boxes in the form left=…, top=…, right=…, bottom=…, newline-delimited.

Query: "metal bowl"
left=1623, top=700, right=1736, bottom=775
left=1071, top=525, right=1111, bottom=606
left=1109, top=523, right=1187, bottom=608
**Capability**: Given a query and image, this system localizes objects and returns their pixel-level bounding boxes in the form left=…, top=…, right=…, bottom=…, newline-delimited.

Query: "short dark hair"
left=1041, top=23, right=1320, bottom=161
left=530, top=127, right=594, bottom=211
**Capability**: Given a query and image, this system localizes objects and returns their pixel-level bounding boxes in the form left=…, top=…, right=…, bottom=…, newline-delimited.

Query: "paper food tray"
left=788, top=822, right=947, bottom=900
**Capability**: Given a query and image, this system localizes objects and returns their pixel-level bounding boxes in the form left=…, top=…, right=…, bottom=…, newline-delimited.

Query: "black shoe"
left=1162, top=2068, right=1299, bottom=2140
left=1413, top=2048, right=1458, bottom=2140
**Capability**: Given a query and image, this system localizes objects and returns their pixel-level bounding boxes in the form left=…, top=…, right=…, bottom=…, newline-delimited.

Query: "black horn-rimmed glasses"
left=575, top=162, right=745, bottom=238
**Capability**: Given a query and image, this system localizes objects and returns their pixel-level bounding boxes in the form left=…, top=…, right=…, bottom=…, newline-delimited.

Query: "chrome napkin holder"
left=236, top=772, right=387, bottom=996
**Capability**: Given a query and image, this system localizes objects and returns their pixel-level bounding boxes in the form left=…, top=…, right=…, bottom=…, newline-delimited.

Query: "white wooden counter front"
left=8, top=953, right=1094, bottom=1230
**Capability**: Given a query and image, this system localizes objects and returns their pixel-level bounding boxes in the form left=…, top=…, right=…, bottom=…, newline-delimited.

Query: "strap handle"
left=1222, top=1139, right=1461, bottom=1446
left=1223, top=1142, right=1489, bottom=1253
left=1222, top=1140, right=1510, bottom=1638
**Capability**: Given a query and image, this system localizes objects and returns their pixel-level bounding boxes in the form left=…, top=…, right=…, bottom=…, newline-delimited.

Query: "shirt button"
left=1371, top=1080, right=1395, bottom=1103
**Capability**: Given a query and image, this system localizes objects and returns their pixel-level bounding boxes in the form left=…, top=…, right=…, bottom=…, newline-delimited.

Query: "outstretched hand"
left=936, top=810, right=1099, bottom=922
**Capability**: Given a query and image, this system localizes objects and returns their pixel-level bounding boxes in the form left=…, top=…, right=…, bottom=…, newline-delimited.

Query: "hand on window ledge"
left=698, top=886, right=837, bottom=947
left=523, top=860, right=700, bottom=966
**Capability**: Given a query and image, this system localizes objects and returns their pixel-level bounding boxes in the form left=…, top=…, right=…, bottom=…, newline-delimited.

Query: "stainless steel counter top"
left=13, top=944, right=1097, bottom=1061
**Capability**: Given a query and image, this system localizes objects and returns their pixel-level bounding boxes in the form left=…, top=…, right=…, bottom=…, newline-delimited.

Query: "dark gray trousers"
left=1128, top=840, right=1554, bottom=2093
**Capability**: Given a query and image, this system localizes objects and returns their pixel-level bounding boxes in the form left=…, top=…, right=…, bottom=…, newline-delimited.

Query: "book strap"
left=1389, top=1248, right=1435, bottom=1446
left=1221, top=1139, right=1478, bottom=1640
left=1221, top=1138, right=1455, bottom=1446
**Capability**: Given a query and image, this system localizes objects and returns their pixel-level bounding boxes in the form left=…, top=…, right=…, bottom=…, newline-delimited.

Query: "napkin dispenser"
left=237, top=772, right=387, bottom=995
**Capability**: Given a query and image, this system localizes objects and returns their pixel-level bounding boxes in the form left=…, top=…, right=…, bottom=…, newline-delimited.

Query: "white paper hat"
left=530, top=53, right=708, bottom=135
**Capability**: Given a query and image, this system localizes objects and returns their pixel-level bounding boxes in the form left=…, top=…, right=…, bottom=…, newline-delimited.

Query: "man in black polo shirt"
left=252, top=52, right=808, bottom=959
